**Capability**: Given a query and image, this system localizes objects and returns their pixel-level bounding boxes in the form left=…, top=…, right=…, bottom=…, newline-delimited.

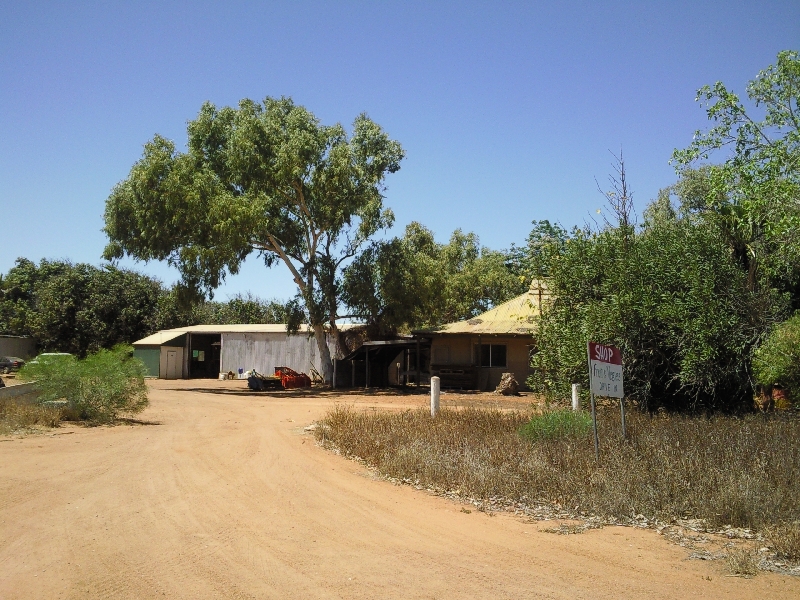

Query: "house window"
left=477, top=344, right=507, bottom=368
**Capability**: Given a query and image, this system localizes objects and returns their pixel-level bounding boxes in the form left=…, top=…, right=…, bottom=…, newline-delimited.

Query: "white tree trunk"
left=312, top=323, right=333, bottom=384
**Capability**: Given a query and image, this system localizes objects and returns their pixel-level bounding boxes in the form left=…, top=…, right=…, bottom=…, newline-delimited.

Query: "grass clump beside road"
left=17, top=345, right=148, bottom=425
left=769, top=522, right=800, bottom=561
left=518, top=409, right=592, bottom=440
left=316, top=405, right=800, bottom=552
left=0, top=397, right=63, bottom=435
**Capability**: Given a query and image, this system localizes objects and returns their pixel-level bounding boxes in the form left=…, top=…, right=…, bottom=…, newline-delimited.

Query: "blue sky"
left=1, top=1, right=798, bottom=301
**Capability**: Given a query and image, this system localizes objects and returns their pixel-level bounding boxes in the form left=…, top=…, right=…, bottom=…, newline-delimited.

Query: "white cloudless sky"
left=1, top=1, right=798, bottom=301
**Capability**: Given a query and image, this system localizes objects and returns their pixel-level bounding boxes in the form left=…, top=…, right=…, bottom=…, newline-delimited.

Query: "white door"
left=166, top=350, right=178, bottom=380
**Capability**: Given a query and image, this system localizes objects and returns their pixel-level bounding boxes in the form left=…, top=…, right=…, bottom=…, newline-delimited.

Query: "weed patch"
left=19, top=346, right=148, bottom=424
left=0, top=398, right=63, bottom=435
left=769, top=522, right=800, bottom=561
left=316, top=405, right=800, bottom=553
left=726, top=547, right=759, bottom=577
left=519, top=409, right=592, bottom=441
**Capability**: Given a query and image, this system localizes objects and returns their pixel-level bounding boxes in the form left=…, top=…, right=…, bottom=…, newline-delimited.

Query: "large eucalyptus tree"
left=104, top=97, right=404, bottom=381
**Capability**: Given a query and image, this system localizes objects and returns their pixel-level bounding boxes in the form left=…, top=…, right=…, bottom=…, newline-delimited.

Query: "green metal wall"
left=134, top=347, right=161, bottom=378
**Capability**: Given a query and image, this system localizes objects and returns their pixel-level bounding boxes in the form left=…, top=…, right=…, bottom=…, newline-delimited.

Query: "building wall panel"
left=221, top=333, right=338, bottom=377
left=0, top=336, right=36, bottom=359
left=431, top=335, right=533, bottom=391
left=159, top=346, right=184, bottom=379
left=133, top=347, right=161, bottom=377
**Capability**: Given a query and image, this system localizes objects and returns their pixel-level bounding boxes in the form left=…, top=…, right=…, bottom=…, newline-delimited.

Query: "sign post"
left=587, top=342, right=626, bottom=459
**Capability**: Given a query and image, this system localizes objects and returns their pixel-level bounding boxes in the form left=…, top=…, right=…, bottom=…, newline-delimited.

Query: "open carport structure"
left=337, top=338, right=431, bottom=388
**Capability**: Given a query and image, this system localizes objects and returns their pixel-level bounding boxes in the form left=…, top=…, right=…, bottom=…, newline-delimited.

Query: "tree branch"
left=266, top=233, right=307, bottom=293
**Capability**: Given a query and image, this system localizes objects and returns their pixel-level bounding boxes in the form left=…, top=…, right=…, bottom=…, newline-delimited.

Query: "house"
left=132, top=324, right=349, bottom=380
left=417, top=284, right=547, bottom=391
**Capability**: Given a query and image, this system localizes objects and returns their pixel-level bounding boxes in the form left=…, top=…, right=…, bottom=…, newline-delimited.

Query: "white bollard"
left=572, top=383, right=581, bottom=411
left=431, top=376, right=441, bottom=417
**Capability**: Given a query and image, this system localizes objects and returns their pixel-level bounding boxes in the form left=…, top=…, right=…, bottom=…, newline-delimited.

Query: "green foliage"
left=104, top=96, right=405, bottom=380
left=0, top=258, right=164, bottom=356
left=530, top=52, right=800, bottom=413
left=506, top=219, right=572, bottom=282
left=518, top=410, right=592, bottom=441
left=194, top=293, right=302, bottom=327
left=342, top=222, right=527, bottom=335
left=0, top=258, right=301, bottom=353
left=753, top=312, right=800, bottom=406
left=19, top=346, right=148, bottom=424
left=672, top=50, right=800, bottom=304
left=529, top=210, right=786, bottom=412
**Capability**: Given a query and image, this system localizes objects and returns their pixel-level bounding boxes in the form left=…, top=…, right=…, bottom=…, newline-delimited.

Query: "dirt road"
left=1, top=380, right=796, bottom=599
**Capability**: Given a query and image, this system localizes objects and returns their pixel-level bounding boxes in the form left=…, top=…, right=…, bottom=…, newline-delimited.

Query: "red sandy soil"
left=0, top=379, right=797, bottom=599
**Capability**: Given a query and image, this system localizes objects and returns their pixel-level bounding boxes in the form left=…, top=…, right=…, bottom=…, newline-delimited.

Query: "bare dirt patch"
left=0, top=379, right=797, bottom=598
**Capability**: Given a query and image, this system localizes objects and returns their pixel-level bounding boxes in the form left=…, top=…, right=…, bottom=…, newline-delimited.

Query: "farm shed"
left=416, top=284, right=547, bottom=391
left=133, top=324, right=347, bottom=380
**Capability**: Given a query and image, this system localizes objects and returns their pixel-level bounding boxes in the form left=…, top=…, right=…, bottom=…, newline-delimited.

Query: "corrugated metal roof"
left=133, top=323, right=359, bottom=346
left=425, top=283, right=549, bottom=336
left=132, top=329, right=189, bottom=346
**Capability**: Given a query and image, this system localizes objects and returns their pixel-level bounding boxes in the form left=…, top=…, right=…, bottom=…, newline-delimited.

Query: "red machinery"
left=273, top=366, right=312, bottom=389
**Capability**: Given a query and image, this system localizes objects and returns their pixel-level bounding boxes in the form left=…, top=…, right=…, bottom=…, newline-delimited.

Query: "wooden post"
left=431, top=376, right=440, bottom=417
left=587, top=344, right=599, bottom=460
left=416, top=339, right=421, bottom=387
left=590, top=391, right=599, bottom=460
left=477, top=335, right=482, bottom=391
left=619, top=398, right=627, bottom=439
left=572, top=383, right=581, bottom=411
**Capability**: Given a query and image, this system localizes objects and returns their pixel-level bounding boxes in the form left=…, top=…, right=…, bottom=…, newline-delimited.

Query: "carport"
left=337, top=339, right=431, bottom=388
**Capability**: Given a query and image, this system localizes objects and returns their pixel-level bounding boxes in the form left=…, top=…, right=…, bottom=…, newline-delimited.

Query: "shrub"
left=726, top=547, right=759, bottom=577
left=519, top=409, right=592, bottom=441
left=19, top=345, right=148, bottom=423
left=768, top=522, right=800, bottom=560
left=753, top=312, right=800, bottom=407
left=528, top=217, right=787, bottom=412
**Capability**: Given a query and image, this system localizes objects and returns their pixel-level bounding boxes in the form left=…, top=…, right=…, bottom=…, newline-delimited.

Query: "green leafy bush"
left=528, top=215, right=787, bottom=412
left=19, top=345, right=148, bottom=423
left=753, top=313, right=800, bottom=406
left=519, top=409, right=593, bottom=441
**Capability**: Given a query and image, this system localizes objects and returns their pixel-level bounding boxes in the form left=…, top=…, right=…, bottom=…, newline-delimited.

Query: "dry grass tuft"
left=768, top=522, right=800, bottom=561
left=316, top=405, right=800, bottom=542
left=726, top=547, right=759, bottom=577
left=0, top=397, right=63, bottom=434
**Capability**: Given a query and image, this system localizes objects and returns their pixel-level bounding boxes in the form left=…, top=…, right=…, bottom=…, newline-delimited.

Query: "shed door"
left=166, top=350, right=179, bottom=380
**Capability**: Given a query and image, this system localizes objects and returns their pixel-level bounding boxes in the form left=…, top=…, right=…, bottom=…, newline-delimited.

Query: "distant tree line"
left=341, top=222, right=529, bottom=337
left=0, top=258, right=297, bottom=356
